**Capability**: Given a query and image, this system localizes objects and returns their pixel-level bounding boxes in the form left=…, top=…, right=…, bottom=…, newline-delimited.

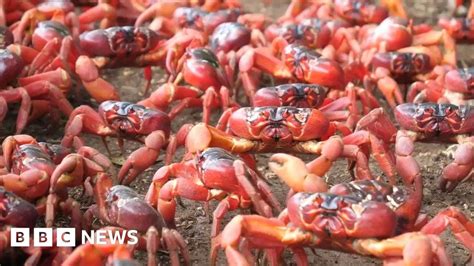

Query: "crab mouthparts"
left=113, top=118, right=140, bottom=133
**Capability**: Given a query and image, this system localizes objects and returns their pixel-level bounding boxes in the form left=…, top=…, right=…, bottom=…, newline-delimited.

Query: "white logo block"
left=10, top=228, right=30, bottom=247
left=33, top=228, right=53, bottom=247
left=57, top=228, right=76, bottom=247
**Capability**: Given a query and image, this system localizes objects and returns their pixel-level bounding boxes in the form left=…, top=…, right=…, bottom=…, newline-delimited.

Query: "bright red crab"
left=408, top=65, right=474, bottom=105
left=252, top=83, right=365, bottom=128
left=140, top=47, right=239, bottom=124
left=211, top=153, right=474, bottom=265
left=265, top=18, right=354, bottom=59
left=0, top=134, right=109, bottom=216
left=0, top=46, right=73, bottom=133
left=253, top=83, right=329, bottom=108
left=145, top=147, right=281, bottom=238
left=82, top=173, right=190, bottom=266
left=239, top=43, right=346, bottom=101
left=185, top=106, right=396, bottom=181
left=343, top=17, right=457, bottom=67
left=209, top=21, right=267, bottom=68
left=6, top=21, right=79, bottom=86
left=76, top=25, right=208, bottom=98
left=61, top=100, right=180, bottom=185
left=357, top=103, right=474, bottom=192
left=10, top=0, right=121, bottom=43
left=360, top=49, right=440, bottom=108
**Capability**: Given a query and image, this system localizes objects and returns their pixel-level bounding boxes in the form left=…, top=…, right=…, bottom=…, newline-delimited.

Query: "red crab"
left=356, top=103, right=474, bottom=192
left=408, top=65, right=474, bottom=105
left=211, top=153, right=474, bottom=265
left=140, top=47, right=239, bottom=123
left=209, top=21, right=267, bottom=61
left=185, top=106, right=396, bottom=181
left=253, top=83, right=329, bottom=108
left=0, top=47, right=73, bottom=133
left=0, top=134, right=109, bottom=217
left=343, top=17, right=456, bottom=68
left=145, top=147, right=281, bottom=237
left=6, top=22, right=79, bottom=89
left=10, top=0, right=121, bottom=43
left=360, top=49, right=441, bottom=108
left=60, top=101, right=180, bottom=185
left=239, top=43, right=346, bottom=101
left=76, top=25, right=208, bottom=98
left=251, top=83, right=366, bottom=129
left=265, top=18, right=353, bottom=58
left=82, top=173, right=190, bottom=266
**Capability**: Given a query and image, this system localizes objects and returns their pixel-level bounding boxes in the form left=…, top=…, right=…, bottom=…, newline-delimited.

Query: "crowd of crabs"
left=0, top=0, right=472, bottom=265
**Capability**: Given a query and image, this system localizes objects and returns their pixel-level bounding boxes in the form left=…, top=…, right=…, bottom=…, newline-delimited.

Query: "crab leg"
left=61, top=105, right=115, bottom=148
left=421, top=207, right=474, bottom=254
left=269, top=153, right=328, bottom=193
left=439, top=136, right=474, bottom=192
left=138, top=83, right=203, bottom=111
left=343, top=130, right=397, bottom=182
left=0, top=170, right=49, bottom=201
left=78, top=3, right=117, bottom=29
left=118, top=130, right=168, bottom=185
left=233, top=160, right=278, bottom=217
left=28, top=38, right=60, bottom=75
left=354, top=232, right=452, bottom=265
left=239, top=47, right=293, bottom=100
left=75, top=56, right=121, bottom=103
left=18, top=68, right=72, bottom=93
left=156, top=175, right=216, bottom=229
left=212, top=214, right=315, bottom=266
left=395, top=130, right=422, bottom=185
left=186, top=123, right=257, bottom=153
left=162, top=227, right=191, bottom=266
left=234, top=160, right=281, bottom=212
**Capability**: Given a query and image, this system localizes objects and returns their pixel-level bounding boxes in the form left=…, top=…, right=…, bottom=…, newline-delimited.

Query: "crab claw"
left=2, top=135, right=37, bottom=171
left=439, top=141, right=474, bottom=192
left=75, top=56, right=120, bottom=103
left=118, top=131, right=167, bottom=185
left=269, top=153, right=328, bottom=193
left=49, top=154, right=105, bottom=194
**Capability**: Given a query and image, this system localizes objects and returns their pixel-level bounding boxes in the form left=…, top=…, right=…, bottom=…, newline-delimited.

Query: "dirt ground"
left=1, top=0, right=472, bottom=265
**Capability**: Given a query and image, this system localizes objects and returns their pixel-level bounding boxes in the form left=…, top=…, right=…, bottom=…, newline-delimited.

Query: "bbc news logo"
left=11, top=228, right=139, bottom=247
